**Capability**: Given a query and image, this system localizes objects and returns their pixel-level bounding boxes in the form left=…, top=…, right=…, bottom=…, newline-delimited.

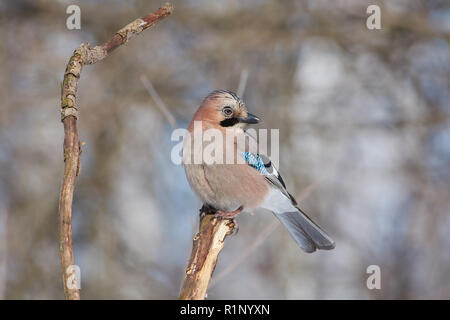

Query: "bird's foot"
left=199, top=205, right=241, bottom=235
left=216, top=206, right=243, bottom=235
left=199, top=204, right=217, bottom=219
left=229, top=217, right=239, bottom=235
left=215, top=206, right=243, bottom=218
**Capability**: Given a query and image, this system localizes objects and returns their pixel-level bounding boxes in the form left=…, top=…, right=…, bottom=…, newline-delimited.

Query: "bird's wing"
left=240, top=151, right=297, bottom=205
left=239, top=134, right=335, bottom=253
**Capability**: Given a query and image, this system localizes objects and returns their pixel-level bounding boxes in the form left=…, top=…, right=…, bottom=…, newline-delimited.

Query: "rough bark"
left=179, top=214, right=235, bottom=300
left=58, top=3, right=173, bottom=300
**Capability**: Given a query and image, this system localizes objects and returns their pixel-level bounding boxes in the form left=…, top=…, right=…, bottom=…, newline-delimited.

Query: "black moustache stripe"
left=220, top=118, right=239, bottom=127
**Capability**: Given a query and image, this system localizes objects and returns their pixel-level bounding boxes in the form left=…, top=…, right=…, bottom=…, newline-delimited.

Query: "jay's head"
left=194, top=90, right=260, bottom=129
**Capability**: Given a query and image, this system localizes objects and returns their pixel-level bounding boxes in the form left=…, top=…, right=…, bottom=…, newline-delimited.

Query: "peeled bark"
left=179, top=214, right=235, bottom=300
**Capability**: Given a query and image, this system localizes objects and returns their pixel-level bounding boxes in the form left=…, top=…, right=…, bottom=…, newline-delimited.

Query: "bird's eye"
left=222, top=106, right=233, bottom=117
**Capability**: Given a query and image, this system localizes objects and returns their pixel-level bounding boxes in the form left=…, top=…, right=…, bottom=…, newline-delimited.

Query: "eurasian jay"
left=183, top=90, right=335, bottom=253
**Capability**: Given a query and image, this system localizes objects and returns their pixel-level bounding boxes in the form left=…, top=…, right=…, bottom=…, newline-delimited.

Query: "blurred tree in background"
left=0, top=0, right=449, bottom=299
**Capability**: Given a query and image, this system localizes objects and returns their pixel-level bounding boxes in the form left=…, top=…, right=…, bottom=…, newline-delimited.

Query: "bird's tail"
left=274, top=207, right=335, bottom=253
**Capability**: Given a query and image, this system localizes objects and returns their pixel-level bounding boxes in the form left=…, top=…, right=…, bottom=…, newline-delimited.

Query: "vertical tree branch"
left=179, top=214, right=235, bottom=300
left=58, top=3, right=173, bottom=300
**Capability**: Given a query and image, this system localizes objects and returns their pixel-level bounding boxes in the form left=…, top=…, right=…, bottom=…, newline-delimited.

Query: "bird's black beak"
left=238, top=112, right=260, bottom=124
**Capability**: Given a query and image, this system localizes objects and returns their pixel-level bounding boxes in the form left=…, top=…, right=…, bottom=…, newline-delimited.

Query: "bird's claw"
left=215, top=206, right=243, bottom=218
left=230, top=217, right=239, bottom=235
left=199, top=205, right=241, bottom=235
left=216, top=206, right=242, bottom=235
left=199, top=204, right=217, bottom=218
left=216, top=215, right=239, bottom=235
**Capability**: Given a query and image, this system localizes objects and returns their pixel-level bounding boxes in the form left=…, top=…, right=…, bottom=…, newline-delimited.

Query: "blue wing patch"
left=241, top=152, right=269, bottom=175
left=241, top=152, right=293, bottom=202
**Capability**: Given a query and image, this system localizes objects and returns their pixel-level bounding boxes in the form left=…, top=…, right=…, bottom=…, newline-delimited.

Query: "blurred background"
left=0, top=0, right=449, bottom=299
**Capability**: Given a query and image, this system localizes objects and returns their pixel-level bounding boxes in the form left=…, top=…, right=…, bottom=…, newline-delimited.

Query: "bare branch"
left=179, top=214, right=235, bottom=300
left=58, top=3, right=173, bottom=300
left=236, top=68, right=249, bottom=98
left=140, top=74, right=176, bottom=128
